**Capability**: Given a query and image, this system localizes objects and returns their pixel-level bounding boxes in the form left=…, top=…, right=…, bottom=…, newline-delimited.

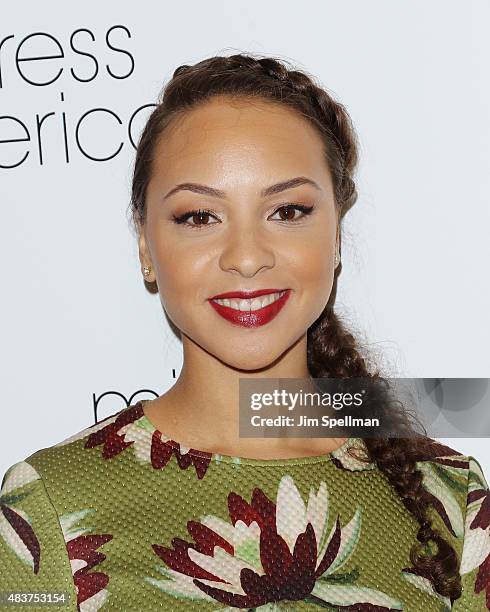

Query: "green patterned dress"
left=1, top=400, right=489, bottom=611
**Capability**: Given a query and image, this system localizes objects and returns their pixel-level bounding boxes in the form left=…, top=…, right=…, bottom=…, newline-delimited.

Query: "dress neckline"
left=133, top=399, right=376, bottom=470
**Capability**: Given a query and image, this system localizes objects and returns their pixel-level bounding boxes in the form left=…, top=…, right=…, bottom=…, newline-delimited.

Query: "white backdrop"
left=1, top=0, right=489, bottom=478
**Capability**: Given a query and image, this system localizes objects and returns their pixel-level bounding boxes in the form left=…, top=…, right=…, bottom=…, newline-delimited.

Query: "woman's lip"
left=209, top=288, right=287, bottom=300
left=208, top=289, right=291, bottom=328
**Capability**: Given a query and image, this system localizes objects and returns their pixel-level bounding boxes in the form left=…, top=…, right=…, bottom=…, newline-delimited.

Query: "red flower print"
left=60, top=508, right=113, bottom=611
left=84, top=402, right=213, bottom=479
left=146, top=475, right=403, bottom=610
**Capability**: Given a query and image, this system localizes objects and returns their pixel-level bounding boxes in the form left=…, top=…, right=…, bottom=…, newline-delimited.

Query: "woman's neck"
left=143, top=335, right=348, bottom=459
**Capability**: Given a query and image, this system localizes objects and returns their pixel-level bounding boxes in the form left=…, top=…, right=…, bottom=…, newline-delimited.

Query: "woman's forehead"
left=150, top=100, right=328, bottom=186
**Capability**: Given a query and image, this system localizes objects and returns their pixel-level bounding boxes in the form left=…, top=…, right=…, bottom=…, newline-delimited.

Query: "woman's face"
left=140, top=96, right=339, bottom=370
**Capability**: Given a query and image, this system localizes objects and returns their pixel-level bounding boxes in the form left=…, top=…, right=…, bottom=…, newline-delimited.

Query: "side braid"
left=308, top=306, right=462, bottom=599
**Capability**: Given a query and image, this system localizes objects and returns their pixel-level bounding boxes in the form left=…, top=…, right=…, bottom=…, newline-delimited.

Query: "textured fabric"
left=1, top=399, right=489, bottom=611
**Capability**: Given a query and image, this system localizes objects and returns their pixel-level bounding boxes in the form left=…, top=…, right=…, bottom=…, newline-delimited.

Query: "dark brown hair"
left=128, top=52, right=462, bottom=602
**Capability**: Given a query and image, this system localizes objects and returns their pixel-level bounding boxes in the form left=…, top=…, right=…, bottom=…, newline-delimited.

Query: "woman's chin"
left=215, top=346, right=296, bottom=373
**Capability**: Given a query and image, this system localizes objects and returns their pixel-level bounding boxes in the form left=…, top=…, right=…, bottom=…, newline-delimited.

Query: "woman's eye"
left=172, top=209, right=219, bottom=228
left=270, top=203, right=314, bottom=222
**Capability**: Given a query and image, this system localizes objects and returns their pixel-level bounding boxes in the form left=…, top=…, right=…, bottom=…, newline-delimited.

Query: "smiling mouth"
left=208, top=289, right=291, bottom=328
left=210, top=290, right=288, bottom=312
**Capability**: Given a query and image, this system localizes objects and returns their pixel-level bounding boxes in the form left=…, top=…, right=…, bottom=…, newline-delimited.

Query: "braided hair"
left=128, top=52, right=462, bottom=602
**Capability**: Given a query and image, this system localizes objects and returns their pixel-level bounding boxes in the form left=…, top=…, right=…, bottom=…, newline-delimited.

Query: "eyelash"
left=171, top=203, right=315, bottom=229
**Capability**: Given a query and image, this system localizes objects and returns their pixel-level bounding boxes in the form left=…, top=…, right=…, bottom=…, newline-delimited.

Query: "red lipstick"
left=208, top=289, right=291, bottom=328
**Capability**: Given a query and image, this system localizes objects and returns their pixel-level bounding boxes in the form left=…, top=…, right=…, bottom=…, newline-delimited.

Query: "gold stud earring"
left=334, top=252, right=340, bottom=266
left=143, top=266, right=151, bottom=277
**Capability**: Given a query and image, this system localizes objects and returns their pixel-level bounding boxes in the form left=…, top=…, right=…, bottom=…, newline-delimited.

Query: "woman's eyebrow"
left=162, top=176, right=322, bottom=201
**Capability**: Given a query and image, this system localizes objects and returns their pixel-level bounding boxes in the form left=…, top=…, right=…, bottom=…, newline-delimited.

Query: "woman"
left=1, top=53, right=488, bottom=611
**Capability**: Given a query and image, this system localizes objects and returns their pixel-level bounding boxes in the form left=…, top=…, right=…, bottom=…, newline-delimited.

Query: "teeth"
left=213, top=290, right=287, bottom=312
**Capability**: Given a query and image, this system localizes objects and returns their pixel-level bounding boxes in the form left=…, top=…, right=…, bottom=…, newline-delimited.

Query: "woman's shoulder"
left=406, top=436, right=488, bottom=522
left=2, top=402, right=145, bottom=491
left=415, top=438, right=490, bottom=610
left=334, top=435, right=488, bottom=538
left=334, top=434, right=485, bottom=476
left=412, top=436, right=488, bottom=489
left=409, top=436, right=489, bottom=548
left=0, top=404, right=145, bottom=607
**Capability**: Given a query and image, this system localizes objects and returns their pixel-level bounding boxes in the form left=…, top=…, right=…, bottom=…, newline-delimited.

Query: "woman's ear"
left=137, top=226, right=155, bottom=283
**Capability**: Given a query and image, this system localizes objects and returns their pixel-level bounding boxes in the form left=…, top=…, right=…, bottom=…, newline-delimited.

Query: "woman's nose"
left=218, top=228, right=276, bottom=277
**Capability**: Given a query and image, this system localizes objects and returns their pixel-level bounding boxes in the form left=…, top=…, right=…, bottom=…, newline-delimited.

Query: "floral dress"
left=0, top=400, right=489, bottom=611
